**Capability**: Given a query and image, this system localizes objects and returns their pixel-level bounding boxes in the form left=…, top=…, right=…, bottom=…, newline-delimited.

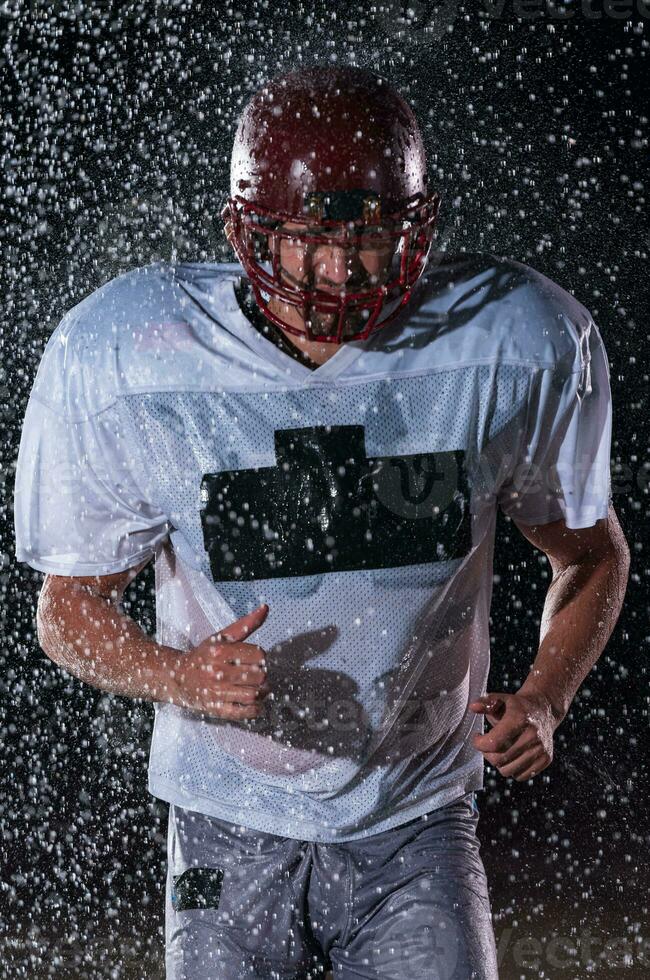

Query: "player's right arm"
left=15, top=286, right=269, bottom=720
left=36, top=559, right=270, bottom=720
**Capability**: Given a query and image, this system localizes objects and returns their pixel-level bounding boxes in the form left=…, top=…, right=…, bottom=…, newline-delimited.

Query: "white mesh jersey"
left=14, top=254, right=613, bottom=841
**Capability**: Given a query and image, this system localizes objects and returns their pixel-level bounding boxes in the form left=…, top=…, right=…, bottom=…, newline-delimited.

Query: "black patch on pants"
left=171, top=867, right=224, bottom=911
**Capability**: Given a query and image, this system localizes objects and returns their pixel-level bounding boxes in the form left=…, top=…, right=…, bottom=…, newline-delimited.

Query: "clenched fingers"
left=203, top=700, right=266, bottom=721
left=203, top=639, right=267, bottom=667
left=199, top=660, right=267, bottom=685
left=201, top=684, right=267, bottom=704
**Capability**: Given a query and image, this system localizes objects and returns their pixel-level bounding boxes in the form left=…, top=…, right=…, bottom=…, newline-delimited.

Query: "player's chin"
left=307, top=308, right=369, bottom=340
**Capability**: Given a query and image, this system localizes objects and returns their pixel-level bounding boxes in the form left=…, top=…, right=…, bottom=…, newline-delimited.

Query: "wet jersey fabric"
left=14, top=254, right=613, bottom=841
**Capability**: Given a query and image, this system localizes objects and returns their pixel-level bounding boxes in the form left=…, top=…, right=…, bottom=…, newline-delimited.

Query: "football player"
left=15, top=66, right=629, bottom=979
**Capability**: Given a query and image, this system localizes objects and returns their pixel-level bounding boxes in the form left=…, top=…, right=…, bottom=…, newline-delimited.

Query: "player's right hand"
left=169, top=603, right=270, bottom=720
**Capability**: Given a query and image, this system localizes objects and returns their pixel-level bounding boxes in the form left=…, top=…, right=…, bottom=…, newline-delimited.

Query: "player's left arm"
left=469, top=502, right=630, bottom=781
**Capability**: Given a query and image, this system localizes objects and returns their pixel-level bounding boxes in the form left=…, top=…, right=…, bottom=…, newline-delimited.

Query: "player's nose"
left=314, top=243, right=361, bottom=289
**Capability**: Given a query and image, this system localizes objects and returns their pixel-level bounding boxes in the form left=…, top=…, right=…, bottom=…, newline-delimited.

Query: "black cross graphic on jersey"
left=200, top=425, right=472, bottom=582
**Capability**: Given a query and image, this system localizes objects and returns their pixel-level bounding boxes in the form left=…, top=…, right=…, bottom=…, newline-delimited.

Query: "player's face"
left=278, top=220, right=396, bottom=338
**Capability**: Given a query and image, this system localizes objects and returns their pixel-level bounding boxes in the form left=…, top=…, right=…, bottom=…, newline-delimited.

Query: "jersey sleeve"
left=14, top=318, right=171, bottom=576
left=497, top=320, right=612, bottom=529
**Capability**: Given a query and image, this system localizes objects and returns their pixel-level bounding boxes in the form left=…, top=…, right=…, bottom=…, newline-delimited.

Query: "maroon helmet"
left=222, top=65, right=440, bottom=344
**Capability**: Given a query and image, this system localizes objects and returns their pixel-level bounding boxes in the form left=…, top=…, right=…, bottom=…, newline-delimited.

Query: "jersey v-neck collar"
left=225, top=277, right=367, bottom=386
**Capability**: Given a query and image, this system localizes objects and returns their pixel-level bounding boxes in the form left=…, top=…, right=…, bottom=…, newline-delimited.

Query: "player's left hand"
left=468, top=691, right=559, bottom=781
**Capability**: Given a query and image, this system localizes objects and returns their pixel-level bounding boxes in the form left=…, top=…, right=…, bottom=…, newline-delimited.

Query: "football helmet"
left=222, top=66, right=440, bottom=344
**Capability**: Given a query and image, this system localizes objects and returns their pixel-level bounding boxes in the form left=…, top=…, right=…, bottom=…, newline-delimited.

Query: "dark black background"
left=2, top=2, right=648, bottom=976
